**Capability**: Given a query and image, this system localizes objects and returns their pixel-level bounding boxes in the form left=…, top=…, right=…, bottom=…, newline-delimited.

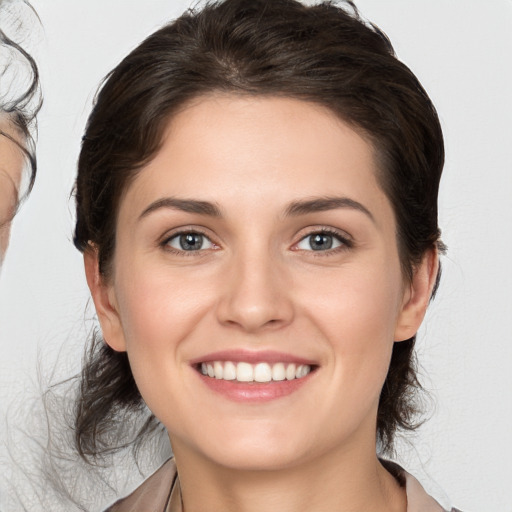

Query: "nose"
left=215, top=247, right=294, bottom=333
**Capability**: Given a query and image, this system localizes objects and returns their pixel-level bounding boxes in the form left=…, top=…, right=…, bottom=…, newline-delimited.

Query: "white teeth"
left=214, top=361, right=223, bottom=379
left=296, top=365, right=310, bottom=378
left=223, top=361, right=237, bottom=380
left=236, top=362, right=254, bottom=382
left=271, top=362, right=286, bottom=381
left=199, top=361, right=312, bottom=382
left=286, top=363, right=296, bottom=380
left=254, top=362, right=272, bottom=382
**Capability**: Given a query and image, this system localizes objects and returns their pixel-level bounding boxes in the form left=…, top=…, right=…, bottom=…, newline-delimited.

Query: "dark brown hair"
left=74, top=0, right=444, bottom=459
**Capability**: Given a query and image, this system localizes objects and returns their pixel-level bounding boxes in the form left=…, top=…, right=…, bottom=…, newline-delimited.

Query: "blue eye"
left=166, top=232, right=214, bottom=251
left=296, top=232, right=345, bottom=251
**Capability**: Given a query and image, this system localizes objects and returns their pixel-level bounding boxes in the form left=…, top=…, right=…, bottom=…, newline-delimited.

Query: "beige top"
left=105, top=458, right=461, bottom=512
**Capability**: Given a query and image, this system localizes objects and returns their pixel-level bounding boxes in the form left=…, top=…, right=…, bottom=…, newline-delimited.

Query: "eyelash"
left=160, top=228, right=217, bottom=257
left=292, top=227, right=353, bottom=256
left=160, top=227, right=353, bottom=256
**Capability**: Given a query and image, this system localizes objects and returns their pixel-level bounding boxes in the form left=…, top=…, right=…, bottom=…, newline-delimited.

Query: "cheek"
left=302, top=257, right=403, bottom=338
left=112, top=273, right=198, bottom=419
left=0, top=172, right=20, bottom=261
left=113, top=260, right=217, bottom=380
left=0, top=225, right=10, bottom=263
left=298, top=261, right=404, bottom=398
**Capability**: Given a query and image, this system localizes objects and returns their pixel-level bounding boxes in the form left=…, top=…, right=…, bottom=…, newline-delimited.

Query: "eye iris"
left=180, top=233, right=203, bottom=250
left=309, top=233, right=333, bottom=251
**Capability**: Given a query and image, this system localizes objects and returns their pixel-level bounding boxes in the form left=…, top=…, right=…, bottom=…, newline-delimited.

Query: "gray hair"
left=0, top=0, right=41, bottom=204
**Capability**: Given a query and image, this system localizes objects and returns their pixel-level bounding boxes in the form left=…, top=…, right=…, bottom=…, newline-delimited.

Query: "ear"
left=394, top=247, right=439, bottom=342
left=84, top=246, right=127, bottom=352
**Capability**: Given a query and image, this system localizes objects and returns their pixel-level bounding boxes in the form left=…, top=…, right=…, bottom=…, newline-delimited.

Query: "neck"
left=172, top=440, right=406, bottom=512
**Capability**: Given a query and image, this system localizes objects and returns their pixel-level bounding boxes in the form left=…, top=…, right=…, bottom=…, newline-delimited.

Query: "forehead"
left=129, top=95, right=382, bottom=200
left=117, top=95, right=394, bottom=239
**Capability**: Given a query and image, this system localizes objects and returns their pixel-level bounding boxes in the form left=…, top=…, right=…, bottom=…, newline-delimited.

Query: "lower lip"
left=196, top=371, right=314, bottom=403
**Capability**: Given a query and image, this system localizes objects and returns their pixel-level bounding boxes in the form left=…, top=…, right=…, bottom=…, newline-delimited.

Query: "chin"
left=179, top=421, right=310, bottom=472
left=205, top=442, right=306, bottom=472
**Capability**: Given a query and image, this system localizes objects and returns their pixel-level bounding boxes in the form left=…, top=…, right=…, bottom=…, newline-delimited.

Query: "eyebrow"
left=139, top=197, right=222, bottom=220
left=284, top=196, right=374, bottom=222
left=138, top=195, right=374, bottom=222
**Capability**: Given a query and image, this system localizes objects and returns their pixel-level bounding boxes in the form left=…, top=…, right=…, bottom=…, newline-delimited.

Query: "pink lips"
left=191, top=349, right=317, bottom=403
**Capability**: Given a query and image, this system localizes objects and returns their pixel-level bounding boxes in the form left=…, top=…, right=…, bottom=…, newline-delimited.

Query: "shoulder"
left=104, top=458, right=176, bottom=512
left=403, top=470, right=463, bottom=512
left=382, top=459, right=464, bottom=512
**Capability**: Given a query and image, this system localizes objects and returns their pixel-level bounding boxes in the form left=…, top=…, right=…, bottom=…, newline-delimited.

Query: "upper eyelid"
left=294, top=226, right=353, bottom=242
left=160, top=226, right=215, bottom=243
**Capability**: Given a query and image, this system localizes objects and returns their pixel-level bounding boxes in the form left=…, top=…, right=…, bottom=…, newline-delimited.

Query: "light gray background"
left=1, top=1, right=511, bottom=510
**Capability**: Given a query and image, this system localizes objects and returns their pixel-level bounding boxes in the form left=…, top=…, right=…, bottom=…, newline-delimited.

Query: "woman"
left=74, top=0, right=460, bottom=510
left=0, top=0, right=40, bottom=268
left=0, top=119, right=26, bottom=263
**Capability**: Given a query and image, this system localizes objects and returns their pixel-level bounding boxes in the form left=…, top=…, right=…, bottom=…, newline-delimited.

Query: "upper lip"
left=189, top=349, right=318, bottom=366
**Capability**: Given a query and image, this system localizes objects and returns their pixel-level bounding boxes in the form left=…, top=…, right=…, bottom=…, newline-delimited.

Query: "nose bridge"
left=216, top=236, right=293, bottom=332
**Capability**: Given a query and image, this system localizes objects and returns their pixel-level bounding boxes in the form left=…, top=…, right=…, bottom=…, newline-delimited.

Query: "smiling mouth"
left=198, top=361, right=314, bottom=382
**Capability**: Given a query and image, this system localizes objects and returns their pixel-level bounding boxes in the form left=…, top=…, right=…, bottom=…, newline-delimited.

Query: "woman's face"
left=0, top=119, right=24, bottom=266
left=89, top=95, right=433, bottom=471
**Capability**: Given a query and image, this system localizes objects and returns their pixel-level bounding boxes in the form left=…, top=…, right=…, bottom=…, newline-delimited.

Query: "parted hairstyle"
left=0, top=0, right=41, bottom=212
left=73, top=0, right=444, bottom=459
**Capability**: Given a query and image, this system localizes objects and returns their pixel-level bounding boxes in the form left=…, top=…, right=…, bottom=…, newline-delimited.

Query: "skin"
left=0, top=117, right=25, bottom=266
left=86, top=95, right=438, bottom=512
